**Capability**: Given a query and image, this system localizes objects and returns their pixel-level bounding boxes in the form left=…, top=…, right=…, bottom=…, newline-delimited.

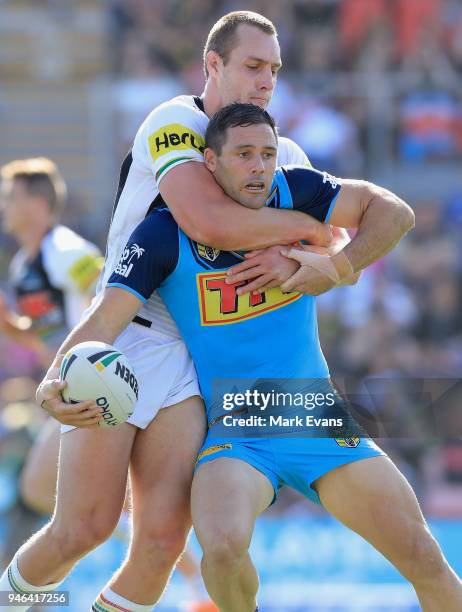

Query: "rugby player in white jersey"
left=0, top=12, right=347, bottom=612
left=0, top=158, right=102, bottom=551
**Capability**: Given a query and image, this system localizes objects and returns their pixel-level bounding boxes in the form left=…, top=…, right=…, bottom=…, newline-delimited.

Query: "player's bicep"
left=328, top=179, right=371, bottom=229
left=159, top=161, right=228, bottom=231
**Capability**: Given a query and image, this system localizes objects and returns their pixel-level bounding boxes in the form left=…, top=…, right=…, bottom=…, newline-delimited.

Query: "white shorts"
left=61, top=322, right=201, bottom=433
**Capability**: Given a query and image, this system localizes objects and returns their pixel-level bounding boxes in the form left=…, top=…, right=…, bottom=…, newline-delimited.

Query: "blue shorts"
left=196, top=435, right=385, bottom=506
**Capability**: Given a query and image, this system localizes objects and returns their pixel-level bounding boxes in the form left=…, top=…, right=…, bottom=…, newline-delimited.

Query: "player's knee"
left=202, top=526, right=249, bottom=571
left=132, top=521, right=189, bottom=570
left=50, top=511, right=119, bottom=558
left=399, top=524, right=448, bottom=585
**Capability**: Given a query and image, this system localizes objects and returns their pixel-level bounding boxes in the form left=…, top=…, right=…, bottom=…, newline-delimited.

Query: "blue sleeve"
left=107, top=209, right=179, bottom=302
left=281, top=165, right=341, bottom=223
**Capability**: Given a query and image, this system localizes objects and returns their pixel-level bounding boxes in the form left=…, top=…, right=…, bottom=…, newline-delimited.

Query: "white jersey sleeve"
left=137, top=95, right=209, bottom=186
left=277, top=136, right=312, bottom=168
left=42, top=226, right=102, bottom=294
left=100, top=95, right=208, bottom=294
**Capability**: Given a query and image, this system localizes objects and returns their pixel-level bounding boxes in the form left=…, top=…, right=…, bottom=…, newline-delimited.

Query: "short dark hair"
left=205, top=103, right=277, bottom=155
left=203, top=11, right=277, bottom=78
left=0, top=157, right=67, bottom=215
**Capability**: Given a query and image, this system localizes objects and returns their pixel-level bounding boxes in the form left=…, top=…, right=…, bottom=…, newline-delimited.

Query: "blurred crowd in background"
left=110, top=0, right=462, bottom=171
left=1, top=0, right=462, bottom=573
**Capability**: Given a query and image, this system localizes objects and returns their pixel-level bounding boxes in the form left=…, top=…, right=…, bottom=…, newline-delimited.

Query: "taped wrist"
left=295, top=251, right=342, bottom=284
left=330, top=250, right=355, bottom=281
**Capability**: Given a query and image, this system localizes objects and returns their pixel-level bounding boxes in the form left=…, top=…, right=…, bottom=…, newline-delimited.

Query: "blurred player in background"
left=0, top=12, right=346, bottom=612
left=0, top=158, right=102, bottom=557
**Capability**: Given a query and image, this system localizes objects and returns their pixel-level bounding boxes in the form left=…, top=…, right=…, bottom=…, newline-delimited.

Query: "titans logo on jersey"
left=189, top=239, right=243, bottom=270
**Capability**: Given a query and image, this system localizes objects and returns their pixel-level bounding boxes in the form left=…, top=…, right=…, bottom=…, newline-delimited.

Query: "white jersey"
left=100, top=95, right=310, bottom=338
left=10, top=225, right=102, bottom=338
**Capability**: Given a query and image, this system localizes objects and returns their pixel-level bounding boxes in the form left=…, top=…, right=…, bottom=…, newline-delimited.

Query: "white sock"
left=92, top=586, right=154, bottom=612
left=0, top=552, right=62, bottom=611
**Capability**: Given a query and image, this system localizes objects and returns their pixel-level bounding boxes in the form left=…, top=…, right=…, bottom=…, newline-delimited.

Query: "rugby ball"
left=59, top=341, right=138, bottom=428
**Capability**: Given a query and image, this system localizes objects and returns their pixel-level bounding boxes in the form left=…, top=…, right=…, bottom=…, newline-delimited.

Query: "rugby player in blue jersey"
left=104, top=103, right=460, bottom=612
left=16, top=103, right=462, bottom=612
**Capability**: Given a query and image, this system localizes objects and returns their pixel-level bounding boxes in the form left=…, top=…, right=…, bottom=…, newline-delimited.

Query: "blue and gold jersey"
left=108, top=165, right=341, bottom=416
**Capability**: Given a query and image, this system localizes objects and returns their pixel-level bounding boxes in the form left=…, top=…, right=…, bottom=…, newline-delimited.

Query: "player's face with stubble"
left=217, top=25, right=281, bottom=110
left=205, top=123, right=278, bottom=209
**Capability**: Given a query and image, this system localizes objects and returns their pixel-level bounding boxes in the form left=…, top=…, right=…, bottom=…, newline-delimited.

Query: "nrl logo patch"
left=198, top=243, right=220, bottom=262
left=335, top=436, right=360, bottom=448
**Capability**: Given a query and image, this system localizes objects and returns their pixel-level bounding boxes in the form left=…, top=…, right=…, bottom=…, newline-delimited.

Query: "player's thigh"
left=54, top=423, right=137, bottom=525
left=129, top=395, right=206, bottom=526
left=314, top=455, right=429, bottom=563
left=192, top=457, right=274, bottom=551
left=20, top=419, right=60, bottom=502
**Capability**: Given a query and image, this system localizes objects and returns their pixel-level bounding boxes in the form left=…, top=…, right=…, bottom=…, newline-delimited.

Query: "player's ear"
left=204, top=148, right=217, bottom=172
left=206, top=50, right=222, bottom=79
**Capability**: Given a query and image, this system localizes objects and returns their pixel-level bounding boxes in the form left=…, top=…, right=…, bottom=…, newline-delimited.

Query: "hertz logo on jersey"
left=149, top=123, right=205, bottom=162
left=196, top=271, right=302, bottom=326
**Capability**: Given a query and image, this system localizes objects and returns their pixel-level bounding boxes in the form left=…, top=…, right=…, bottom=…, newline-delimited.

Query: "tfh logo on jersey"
left=114, top=244, right=145, bottom=278
left=196, top=271, right=302, bottom=325
left=148, top=123, right=205, bottom=161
